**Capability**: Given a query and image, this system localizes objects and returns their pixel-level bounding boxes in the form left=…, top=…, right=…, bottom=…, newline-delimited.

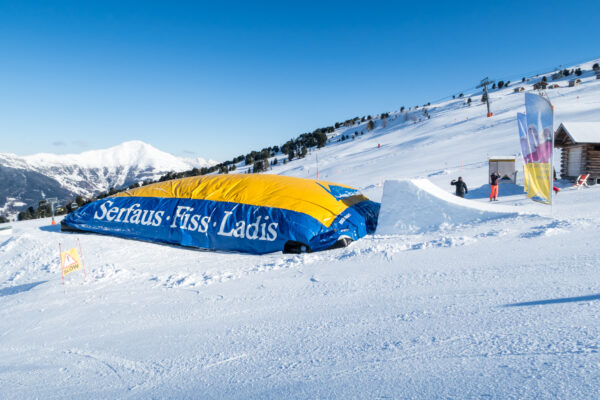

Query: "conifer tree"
left=367, top=120, right=375, bottom=131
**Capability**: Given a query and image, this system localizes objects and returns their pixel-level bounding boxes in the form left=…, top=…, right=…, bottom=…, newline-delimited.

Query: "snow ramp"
left=376, top=179, right=521, bottom=235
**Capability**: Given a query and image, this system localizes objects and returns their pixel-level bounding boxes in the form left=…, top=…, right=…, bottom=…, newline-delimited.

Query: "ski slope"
left=1, top=59, right=600, bottom=399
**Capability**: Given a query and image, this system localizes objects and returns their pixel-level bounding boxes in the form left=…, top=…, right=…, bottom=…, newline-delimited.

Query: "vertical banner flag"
left=523, top=93, right=553, bottom=204
left=517, top=112, right=530, bottom=193
left=60, top=247, right=83, bottom=278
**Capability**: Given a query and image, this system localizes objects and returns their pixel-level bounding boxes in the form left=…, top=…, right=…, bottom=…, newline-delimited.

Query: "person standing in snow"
left=450, top=176, right=468, bottom=198
left=490, top=171, right=500, bottom=201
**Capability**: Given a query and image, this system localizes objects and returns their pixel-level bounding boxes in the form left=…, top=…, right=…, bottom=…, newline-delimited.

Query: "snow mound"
left=376, top=179, right=522, bottom=234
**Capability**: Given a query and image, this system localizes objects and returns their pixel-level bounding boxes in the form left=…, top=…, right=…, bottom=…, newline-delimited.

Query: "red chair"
left=574, top=174, right=590, bottom=189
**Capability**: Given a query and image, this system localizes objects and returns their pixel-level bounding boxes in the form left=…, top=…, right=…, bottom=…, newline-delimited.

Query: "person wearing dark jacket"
left=490, top=172, right=500, bottom=201
left=450, top=176, right=468, bottom=198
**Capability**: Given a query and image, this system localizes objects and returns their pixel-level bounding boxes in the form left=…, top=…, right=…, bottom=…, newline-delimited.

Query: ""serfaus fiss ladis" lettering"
left=93, top=201, right=278, bottom=241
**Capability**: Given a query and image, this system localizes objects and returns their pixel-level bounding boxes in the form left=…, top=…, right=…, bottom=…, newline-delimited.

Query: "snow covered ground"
left=1, top=59, right=600, bottom=398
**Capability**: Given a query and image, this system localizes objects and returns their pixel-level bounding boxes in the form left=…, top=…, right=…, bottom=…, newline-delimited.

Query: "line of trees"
left=17, top=195, right=87, bottom=221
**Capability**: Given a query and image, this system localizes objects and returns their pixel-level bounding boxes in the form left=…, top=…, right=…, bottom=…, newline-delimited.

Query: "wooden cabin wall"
left=560, top=147, right=569, bottom=178
left=585, top=145, right=600, bottom=179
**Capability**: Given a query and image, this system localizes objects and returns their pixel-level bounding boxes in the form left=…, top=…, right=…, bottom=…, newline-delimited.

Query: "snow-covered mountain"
left=0, top=140, right=216, bottom=215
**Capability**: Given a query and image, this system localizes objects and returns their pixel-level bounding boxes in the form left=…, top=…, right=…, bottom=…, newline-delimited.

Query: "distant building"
left=554, top=122, right=600, bottom=183
left=568, top=79, right=582, bottom=87
left=513, top=87, right=525, bottom=93
left=488, top=156, right=517, bottom=184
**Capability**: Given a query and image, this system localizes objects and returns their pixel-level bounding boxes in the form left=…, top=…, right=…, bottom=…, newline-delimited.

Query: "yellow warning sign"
left=61, top=247, right=82, bottom=277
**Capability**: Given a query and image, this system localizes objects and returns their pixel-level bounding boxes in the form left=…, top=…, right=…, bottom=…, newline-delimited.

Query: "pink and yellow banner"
left=518, top=94, right=554, bottom=204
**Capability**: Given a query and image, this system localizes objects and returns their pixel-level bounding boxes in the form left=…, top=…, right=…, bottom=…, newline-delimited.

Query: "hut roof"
left=489, top=156, right=516, bottom=161
left=555, top=122, right=600, bottom=145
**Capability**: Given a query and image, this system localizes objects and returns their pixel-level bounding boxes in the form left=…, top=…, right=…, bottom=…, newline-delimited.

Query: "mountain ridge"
left=0, top=140, right=217, bottom=215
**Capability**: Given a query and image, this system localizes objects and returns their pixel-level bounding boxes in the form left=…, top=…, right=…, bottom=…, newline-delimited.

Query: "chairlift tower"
left=477, top=77, right=495, bottom=117
left=46, top=197, right=58, bottom=225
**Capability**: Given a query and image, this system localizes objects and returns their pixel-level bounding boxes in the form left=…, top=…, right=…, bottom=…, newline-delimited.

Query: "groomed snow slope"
left=1, top=185, right=599, bottom=399
left=376, top=179, right=521, bottom=234
left=2, top=59, right=600, bottom=399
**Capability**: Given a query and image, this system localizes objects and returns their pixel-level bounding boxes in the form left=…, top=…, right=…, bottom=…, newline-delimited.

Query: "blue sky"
left=1, top=0, right=598, bottom=161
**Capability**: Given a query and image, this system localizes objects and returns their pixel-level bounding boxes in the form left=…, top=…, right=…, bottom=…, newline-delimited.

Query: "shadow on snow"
left=39, top=224, right=61, bottom=233
left=0, top=281, right=48, bottom=298
left=503, top=294, right=600, bottom=307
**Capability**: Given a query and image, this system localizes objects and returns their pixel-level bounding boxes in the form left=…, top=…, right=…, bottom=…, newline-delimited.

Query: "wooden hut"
left=554, top=122, right=600, bottom=183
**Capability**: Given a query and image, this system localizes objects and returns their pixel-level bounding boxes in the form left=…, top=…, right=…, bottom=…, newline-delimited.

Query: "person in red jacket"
left=490, top=172, right=500, bottom=201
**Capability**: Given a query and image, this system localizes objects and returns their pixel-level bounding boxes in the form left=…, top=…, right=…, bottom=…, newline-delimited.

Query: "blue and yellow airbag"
left=62, top=174, right=380, bottom=254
